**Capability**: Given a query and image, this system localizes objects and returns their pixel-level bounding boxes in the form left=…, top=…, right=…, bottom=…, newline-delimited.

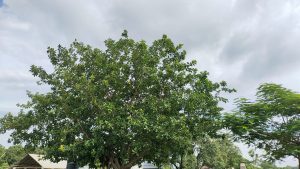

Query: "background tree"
left=169, top=149, right=197, bottom=169
left=0, top=145, right=8, bottom=169
left=166, top=136, right=244, bottom=169
left=4, top=145, right=26, bottom=165
left=0, top=144, right=44, bottom=168
left=246, top=149, right=298, bottom=169
left=195, top=136, right=243, bottom=169
left=225, top=83, right=300, bottom=168
left=0, top=31, right=234, bottom=169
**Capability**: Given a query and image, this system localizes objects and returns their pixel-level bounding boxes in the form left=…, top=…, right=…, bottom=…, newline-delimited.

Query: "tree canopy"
left=195, top=136, right=243, bottom=169
left=3, top=145, right=26, bottom=165
left=164, top=136, right=244, bottom=169
left=0, top=144, right=26, bottom=169
left=0, top=145, right=8, bottom=169
left=0, top=31, right=234, bottom=169
left=225, top=83, right=300, bottom=168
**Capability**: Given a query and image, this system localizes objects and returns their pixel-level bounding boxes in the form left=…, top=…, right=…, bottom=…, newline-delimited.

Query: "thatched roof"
left=13, top=154, right=67, bottom=169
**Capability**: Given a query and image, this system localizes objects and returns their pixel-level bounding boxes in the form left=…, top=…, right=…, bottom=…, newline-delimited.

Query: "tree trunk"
left=180, top=158, right=183, bottom=169
left=109, top=157, right=133, bottom=169
left=180, top=153, right=184, bottom=169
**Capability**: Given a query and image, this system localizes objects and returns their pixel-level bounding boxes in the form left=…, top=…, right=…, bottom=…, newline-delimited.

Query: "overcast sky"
left=0, top=0, right=299, bottom=166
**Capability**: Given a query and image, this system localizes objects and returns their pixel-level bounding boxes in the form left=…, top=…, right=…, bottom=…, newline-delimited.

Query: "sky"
left=0, top=0, right=299, bottom=167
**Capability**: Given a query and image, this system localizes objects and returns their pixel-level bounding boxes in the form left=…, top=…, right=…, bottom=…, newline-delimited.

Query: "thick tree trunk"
left=109, top=157, right=133, bottom=169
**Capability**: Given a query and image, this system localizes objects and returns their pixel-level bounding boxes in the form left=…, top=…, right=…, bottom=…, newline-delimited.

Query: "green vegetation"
left=0, top=145, right=25, bottom=169
left=0, top=31, right=234, bottom=169
left=162, top=136, right=298, bottom=169
left=225, top=83, right=300, bottom=168
left=168, top=136, right=244, bottom=169
left=195, top=137, right=243, bottom=169
left=0, top=140, right=297, bottom=169
left=0, top=32, right=298, bottom=169
left=0, top=144, right=45, bottom=169
left=3, top=145, right=26, bottom=165
left=0, top=145, right=8, bottom=169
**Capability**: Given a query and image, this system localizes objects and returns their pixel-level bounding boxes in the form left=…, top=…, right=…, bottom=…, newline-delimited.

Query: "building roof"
left=15, top=154, right=67, bottom=169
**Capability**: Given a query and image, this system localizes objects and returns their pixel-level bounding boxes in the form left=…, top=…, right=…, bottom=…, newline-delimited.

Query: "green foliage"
left=0, top=145, right=25, bottom=168
left=0, top=31, right=233, bottom=169
left=0, top=145, right=6, bottom=168
left=239, top=159, right=290, bottom=169
left=0, top=162, right=9, bottom=169
left=0, top=144, right=44, bottom=168
left=169, top=151, right=197, bottom=169
left=246, top=150, right=298, bottom=169
left=244, top=163, right=260, bottom=169
left=3, top=145, right=26, bottom=165
left=161, top=164, right=172, bottom=169
left=182, top=153, right=197, bottom=169
left=260, top=161, right=281, bottom=169
left=225, top=83, right=300, bottom=167
left=195, top=136, right=243, bottom=169
left=168, top=136, right=243, bottom=169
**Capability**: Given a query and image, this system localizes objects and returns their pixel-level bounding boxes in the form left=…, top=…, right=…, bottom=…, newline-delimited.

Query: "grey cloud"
left=0, top=70, right=36, bottom=87
left=1, top=0, right=299, bottom=115
left=1, top=0, right=300, bottom=165
left=104, top=0, right=236, bottom=49
left=4, top=0, right=113, bottom=47
left=2, top=0, right=298, bottom=100
left=219, top=0, right=300, bottom=81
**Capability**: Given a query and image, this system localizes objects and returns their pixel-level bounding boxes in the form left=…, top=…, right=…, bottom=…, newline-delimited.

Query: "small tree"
left=226, top=83, right=300, bottom=169
left=4, top=145, right=26, bottom=165
left=0, top=31, right=233, bottom=169
left=0, top=145, right=8, bottom=169
left=167, top=136, right=243, bottom=169
left=195, top=136, right=243, bottom=169
left=0, top=144, right=44, bottom=167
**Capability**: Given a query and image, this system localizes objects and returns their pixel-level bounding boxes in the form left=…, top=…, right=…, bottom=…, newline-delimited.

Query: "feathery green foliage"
left=225, top=83, right=300, bottom=168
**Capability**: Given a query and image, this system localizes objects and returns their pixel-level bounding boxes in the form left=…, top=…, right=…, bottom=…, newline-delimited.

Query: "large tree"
left=225, top=83, right=300, bottom=168
left=0, top=31, right=233, bottom=169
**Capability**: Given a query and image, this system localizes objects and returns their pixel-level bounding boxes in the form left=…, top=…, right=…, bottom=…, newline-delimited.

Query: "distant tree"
left=168, top=136, right=244, bottom=169
left=0, top=31, right=234, bottom=169
left=3, top=145, right=26, bottom=165
left=4, top=145, right=24, bottom=165
left=0, top=144, right=44, bottom=168
left=195, top=136, right=243, bottom=169
left=260, top=161, right=282, bottom=169
left=182, top=153, right=197, bottom=169
left=0, top=162, right=9, bottom=169
left=0, top=145, right=8, bottom=169
left=225, top=83, right=300, bottom=169
left=169, top=149, right=197, bottom=169
left=0, top=145, right=5, bottom=160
